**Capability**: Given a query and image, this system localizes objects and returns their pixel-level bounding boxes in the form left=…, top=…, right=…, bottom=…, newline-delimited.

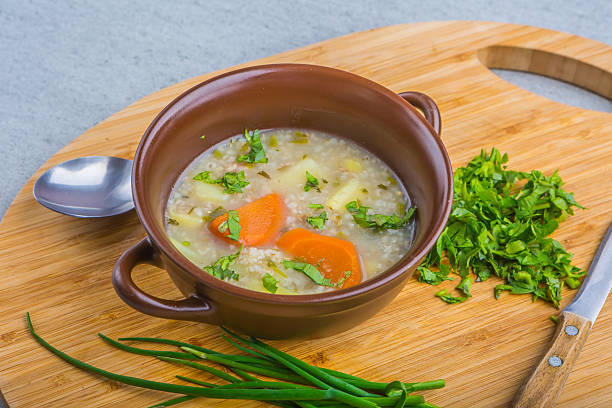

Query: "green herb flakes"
left=336, top=271, right=351, bottom=288
left=212, top=150, right=224, bottom=159
left=217, top=210, right=240, bottom=242
left=418, top=148, right=584, bottom=308
left=203, top=246, right=242, bottom=281
left=435, top=289, right=468, bottom=304
left=346, top=200, right=416, bottom=231
left=416, top=264, right=455, bottom=285
left=456, top=276, right=472, bottom=297
left=377, top=184, right=388, bottom=190
left=166, top=218, right=179, bottom=226
left=283, top=259, right=332, bottom=287
left=262, top=273, right=278, bottom=294
left=307, top=211, right=328, bottom=230
left=237, top=129, right=268, bottom=164
left=309, top=203, right=324, bottom=209
left=193, top=171, right=218, bottom=183
left=193, top=171, right=249, bottom=194
left=181, top=241, right=191, bottom=247
left=304, top=171, right=320, bottom=192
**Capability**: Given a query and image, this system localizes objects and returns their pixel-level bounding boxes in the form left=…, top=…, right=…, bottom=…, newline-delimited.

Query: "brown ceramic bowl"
left=113, top=64, right=453, bottom=339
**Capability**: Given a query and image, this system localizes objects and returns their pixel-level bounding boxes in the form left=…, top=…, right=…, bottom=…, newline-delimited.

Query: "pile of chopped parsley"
left=417, top=148, right=584, bottom=308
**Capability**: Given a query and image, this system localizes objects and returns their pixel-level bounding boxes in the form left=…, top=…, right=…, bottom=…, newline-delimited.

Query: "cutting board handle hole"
left=477, top=45, right=612, bottom=113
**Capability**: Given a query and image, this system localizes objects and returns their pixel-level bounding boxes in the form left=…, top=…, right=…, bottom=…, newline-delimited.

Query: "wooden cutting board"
left=1, top=21, right=611, bottom=408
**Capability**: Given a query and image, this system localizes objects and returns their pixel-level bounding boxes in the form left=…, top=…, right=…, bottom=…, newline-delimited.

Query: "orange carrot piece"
left=276, top=228, right=362, bottom=288
left=210, top=193, right=286, bottom=246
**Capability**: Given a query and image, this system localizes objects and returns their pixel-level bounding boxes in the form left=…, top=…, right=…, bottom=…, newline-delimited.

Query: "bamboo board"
left=1, top=21, right=611, bottom=408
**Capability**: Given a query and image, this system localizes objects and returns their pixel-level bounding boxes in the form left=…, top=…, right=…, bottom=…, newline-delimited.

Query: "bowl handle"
left=398, top=91, right=442, bottom=136
left=112, top=237, right=220, bottom=324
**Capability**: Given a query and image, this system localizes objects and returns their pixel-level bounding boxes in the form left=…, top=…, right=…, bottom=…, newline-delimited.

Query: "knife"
left=513, top=222, right=612, bottom=408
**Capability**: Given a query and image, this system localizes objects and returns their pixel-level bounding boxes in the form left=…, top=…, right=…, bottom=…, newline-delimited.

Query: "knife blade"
left=513, top=222, right=612, bottom=408
left=563, top=222, right=612, bottom=322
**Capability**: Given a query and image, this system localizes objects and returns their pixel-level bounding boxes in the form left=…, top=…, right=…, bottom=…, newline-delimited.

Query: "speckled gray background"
left=1, top=0, right=611, bottom=219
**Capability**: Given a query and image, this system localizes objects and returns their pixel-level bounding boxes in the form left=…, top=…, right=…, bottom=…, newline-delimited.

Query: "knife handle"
left=513, top=311, right=591, bottom=408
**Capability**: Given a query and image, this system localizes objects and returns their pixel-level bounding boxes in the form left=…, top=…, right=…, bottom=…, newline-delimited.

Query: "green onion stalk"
left=26, top=313, right=444, bottom=408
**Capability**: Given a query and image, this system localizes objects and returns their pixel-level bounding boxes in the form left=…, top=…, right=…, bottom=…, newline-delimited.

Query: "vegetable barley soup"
left=165, top=129, right=416, bottom=294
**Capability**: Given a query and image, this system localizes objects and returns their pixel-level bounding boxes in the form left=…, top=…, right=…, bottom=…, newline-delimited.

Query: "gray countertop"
left=1, top=0, right=611, bottom=218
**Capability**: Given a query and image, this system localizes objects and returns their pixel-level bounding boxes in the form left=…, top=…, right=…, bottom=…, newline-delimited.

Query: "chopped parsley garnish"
left=181, top=241, right=191, bottom=247
left=346, top=201, right=416, bottom=231
left=217, top=210, right=240, bottom=242
left=283, top=259, right=332, bottom=287
left=167, top=217, right=179, bottom=226
left=455, top=276, right=472, bottom=297
left=308, top=203, right=324, bottom=209
left=203, top=245, right=242, bottom=281
left=237, top=129, right=268, bottom=164
left=418, top=148, right=584, bottom=308
left=377, top=184, right=388, bottom=190
left=435, top=289, right=468, bottom=304
left=307, top=211, right=328, bottom=230
left=193, top=171, right=249, bottom=194
left=416, top=263, right=455, bottom=285
left=304, top=171, right=320, bottom=192
left=262, top=273, right=278, bottom=294
left=335, top=271, right=351, bottom=288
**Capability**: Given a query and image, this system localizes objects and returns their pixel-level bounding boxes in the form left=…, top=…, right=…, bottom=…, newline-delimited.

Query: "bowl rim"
left=132, top=63, right=453, bottom=305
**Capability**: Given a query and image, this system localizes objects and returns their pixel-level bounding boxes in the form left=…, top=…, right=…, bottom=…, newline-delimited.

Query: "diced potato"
left=342, top=158, right=362, bottom=172
left=194, top=182, right=226, bottom=204
left=275, top=157, right=323, bottom=188
left=169, top=237, right=201, bottom=263
left=167, top=208, right=203, bottom=228
left=326, top=178, right=361, bottom=211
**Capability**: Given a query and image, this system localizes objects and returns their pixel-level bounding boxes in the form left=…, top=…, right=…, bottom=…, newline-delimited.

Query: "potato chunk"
left=275, top=157, right=323, bottom=188
left=167, top=209, right=203, bottom=228
left=342, top=158, right=362, bottom=172
left=193, top=182, right=227, bottom=204
left=326, top=178, right=361, bottom=211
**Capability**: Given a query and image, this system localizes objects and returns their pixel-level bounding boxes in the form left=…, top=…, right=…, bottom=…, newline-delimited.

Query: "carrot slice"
left=276, top=228, right=362, bottom=288
left=210, top=193, right=286, bottom=246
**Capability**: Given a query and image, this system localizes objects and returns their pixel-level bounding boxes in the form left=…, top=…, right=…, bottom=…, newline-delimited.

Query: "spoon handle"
left=512, top=311, right=591, bottom=408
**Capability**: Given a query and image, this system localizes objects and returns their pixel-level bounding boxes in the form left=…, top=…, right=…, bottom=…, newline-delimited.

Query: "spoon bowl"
left=33, top=156, right=134, bottom=218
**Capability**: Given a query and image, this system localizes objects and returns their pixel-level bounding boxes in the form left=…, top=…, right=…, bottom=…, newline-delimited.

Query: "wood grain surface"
left=1, top=21, right=611, bottom=408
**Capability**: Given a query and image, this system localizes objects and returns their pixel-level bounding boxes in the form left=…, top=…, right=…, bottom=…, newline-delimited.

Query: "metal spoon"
left=33, top=156, right=134, bottom=218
